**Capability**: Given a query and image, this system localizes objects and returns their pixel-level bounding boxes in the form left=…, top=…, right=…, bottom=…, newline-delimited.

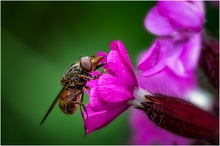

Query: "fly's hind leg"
left=79, top=92, right=88, bottom=137
left=67, top=92, right=88, bottom=120
left=68, top=92, right=88, bottom=136
left=79, top=92, right=88, bottom=120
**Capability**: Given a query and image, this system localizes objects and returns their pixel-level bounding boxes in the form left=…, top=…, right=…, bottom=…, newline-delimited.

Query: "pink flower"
left=84, top=40, right=138, bottom=134
left=145, top=1, right=205, bottom=35
left=129, top=1, right=218, bottom=144
left=131, top=1, right=218, bottom=144
left=140, top=1, right=205, bottom=77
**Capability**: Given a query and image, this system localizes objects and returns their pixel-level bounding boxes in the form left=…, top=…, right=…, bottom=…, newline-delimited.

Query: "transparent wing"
left=40, top=86, right=66, bottom=125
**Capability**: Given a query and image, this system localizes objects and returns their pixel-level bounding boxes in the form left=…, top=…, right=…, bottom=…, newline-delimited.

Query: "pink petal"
left=110, top=41, right=133, bottom=70
left=108, top=50, right=136, bottom=88
left=110, top=41, right=138, bottom=86
left=89, top=86, right=107, bottom=111
left=97, top=52, right=117, bottom=76
left=179, top=33, right=201, bottom=73
left=192, top=1, right=205, bottom=18
left=136, top=68, right=198, bottom=99
left=158, top=1, right=204, bottom=32
left=85, top=103, right=129, bottom=134
left=167, top=33, right=201, bottom=76
left=89, top=85, right=127, bottom=112
left=137, top=39, right=176, bottom=76
left=98, top=74, right=134, bottom=103
left=145, top=6, right=175, bottom=36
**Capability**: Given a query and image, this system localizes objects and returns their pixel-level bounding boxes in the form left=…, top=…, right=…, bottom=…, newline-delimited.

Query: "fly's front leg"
left=91, top=68, right=108, bottom=80
left=79, top=74, right=91, bottom=81
left=84, top=85, right=91, bottom=90
left=80, top=68, right=108, bottom=81
left=95, top=62, right=107, bottom=70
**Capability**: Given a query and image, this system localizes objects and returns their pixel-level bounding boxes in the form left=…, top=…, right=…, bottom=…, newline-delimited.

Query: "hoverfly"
left=40, top=55, right=106, bottom=127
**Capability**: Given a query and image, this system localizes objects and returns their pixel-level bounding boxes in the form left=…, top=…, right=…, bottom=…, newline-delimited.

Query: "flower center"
left=127, top=87, right=152, bottom=108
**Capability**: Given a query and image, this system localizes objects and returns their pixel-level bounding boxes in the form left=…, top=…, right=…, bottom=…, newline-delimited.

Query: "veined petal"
left=108, top=50, right=136, bottom=89
left=110, top=41, right=138, bottom=86
left=192, top=1, right=205, bottom=18
left=136, top=68, right=198, bottom=100
left=89, top=85, right=129, bottom=112
left=145, top=6, right=174, bottom=36
left=167, top=33, right=201, bottom=76
left=158, top=1, right=204, bottom=32
left=179, top=33, right=201, bottom=74
left=137, top=39, right=176, bottom=76
left=85, top=103, right=130, bottom=134
left=98, top=74, right=134, bottom=103
left=89, top=86, right=107, bottom=111
left=110, top=41, right=133, bottom=70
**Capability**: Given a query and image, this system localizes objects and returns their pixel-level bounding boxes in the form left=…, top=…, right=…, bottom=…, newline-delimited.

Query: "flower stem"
left=138, top=94, right=219, bottom=144
left=199, top=35, right=219, bottom=94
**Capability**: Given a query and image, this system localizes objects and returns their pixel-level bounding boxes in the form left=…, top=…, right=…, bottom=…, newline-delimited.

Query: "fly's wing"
left=40, top=85, right=66, bottom=125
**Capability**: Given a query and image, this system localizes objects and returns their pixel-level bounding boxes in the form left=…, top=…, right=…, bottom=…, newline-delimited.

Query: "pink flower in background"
left=145, top=1, right=205, bottom=35
left=140, top=1, right=205, bottom=77
left=137, top=39, right=199, bottom=100
left=84, top=40, right=139, bottom=134
left=128, top=1, right=217, bottom=145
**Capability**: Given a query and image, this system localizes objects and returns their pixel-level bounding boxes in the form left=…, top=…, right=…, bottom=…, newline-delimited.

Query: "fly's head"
left=79, top=55, right=105, bottom=73
left=60, top=55, right=105, bottom=86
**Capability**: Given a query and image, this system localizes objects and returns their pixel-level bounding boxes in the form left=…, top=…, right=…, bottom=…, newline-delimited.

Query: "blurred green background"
left=2, top=1, right=218, bottom=145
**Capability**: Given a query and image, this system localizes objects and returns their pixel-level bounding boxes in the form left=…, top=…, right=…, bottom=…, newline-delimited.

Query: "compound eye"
left=80, top=56, right=93, bottom=72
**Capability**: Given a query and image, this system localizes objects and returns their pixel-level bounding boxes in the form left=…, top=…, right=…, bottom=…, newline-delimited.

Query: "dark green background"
left=2, top=2, right=218, bottom=144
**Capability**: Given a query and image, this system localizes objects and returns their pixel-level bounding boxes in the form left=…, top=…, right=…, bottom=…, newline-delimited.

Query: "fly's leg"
left=68, top=100, right=88, bottom=120
left=95, top=62, right=107, bottom=70
left=79, top=74, right=91, bottom=81
left=79, top=92, right=88, bottom=120
left=66, top=88, right=88, bottom=119
left=84, top=85, right=91, bottom=90
left=79, top=68, right=108, bottom=81
left=66, top=89, right=86, bottom=118
left=80, top=92, right=88, bottom=137
left=90, top=55, right=95, bottom=60
left=69, top=92, right=88, bottom=136
left=91, top=68, right=109, bottom=80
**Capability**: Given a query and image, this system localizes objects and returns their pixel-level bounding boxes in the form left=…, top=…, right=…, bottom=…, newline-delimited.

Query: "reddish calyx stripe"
left=137, top=94, right=219, bottom=144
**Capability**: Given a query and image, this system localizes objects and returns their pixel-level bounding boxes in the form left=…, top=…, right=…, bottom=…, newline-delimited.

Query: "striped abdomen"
left=59, top=88, right=82, bottom=115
